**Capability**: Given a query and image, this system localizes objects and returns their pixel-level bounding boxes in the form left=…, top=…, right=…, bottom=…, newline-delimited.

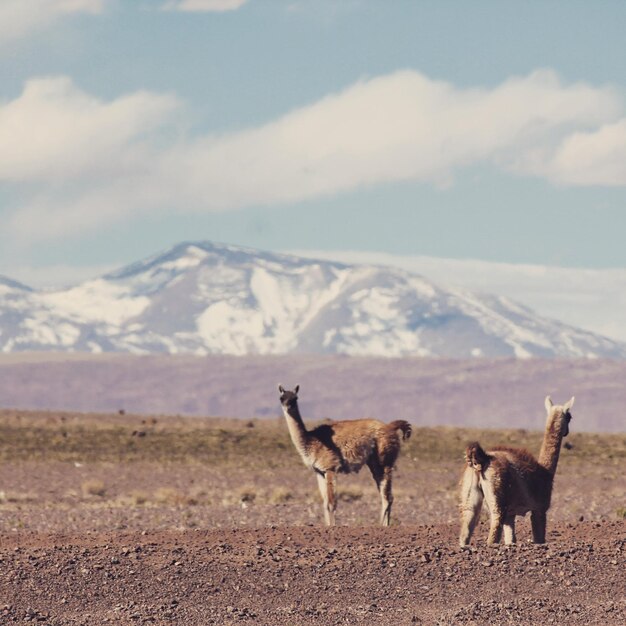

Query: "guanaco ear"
left=564, top=396, right=575, bottom=411
left=278, top=384, right=285, bottom=394
left=545, top=396, right=553, bottom=413
left=294, top=384, right=300, bottom=394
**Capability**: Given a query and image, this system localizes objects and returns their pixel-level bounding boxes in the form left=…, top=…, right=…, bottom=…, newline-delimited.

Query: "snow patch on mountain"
left=41, top=280, right=150, bottom=326
left=0, top=241, right=624, bottom=358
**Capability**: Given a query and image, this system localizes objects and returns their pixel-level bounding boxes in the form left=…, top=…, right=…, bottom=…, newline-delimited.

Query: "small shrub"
left=154, top=487, right=190, bottom=506
left=237, top=486, right=257, bottom=503
left=2, top=491, right=37, bottom=504
left=81, top=480, right=106, bottom=498
left=129, top=490, right=149, bottom=506
left=336, top=486, right=364, bottom=503
left=616, top=506, right=626, bottom=519
left=270, top=487, right=294, bottom=504
left=222, top=486, right=257, bottom=505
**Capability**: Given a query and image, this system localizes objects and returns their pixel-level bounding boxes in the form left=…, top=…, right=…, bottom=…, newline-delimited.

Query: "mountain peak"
left=0, top=241, right=624, bottom=358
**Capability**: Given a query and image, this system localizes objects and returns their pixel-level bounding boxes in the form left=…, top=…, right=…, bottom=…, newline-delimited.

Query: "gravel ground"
left=0, top=522, right=624, bottom=625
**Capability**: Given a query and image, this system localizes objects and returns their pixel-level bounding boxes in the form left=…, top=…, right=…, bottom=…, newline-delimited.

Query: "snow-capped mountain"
left=1, top=241, right=625, bottom=358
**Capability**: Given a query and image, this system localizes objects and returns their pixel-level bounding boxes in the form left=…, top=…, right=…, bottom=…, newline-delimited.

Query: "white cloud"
left=0, top=0, right=103, bottom=43
left=162, top=0, right=247, bottom=12
left=0, top=76, right=180, bottom=182
left=1, top=70, right=625, bottom=244
left=160, top=69, right=621, bottom=211
left=533, top=118, right=626, bottom=186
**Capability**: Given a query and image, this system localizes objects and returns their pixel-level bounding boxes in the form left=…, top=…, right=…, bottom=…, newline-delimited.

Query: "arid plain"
left=0, top=407, right=624, bottom=625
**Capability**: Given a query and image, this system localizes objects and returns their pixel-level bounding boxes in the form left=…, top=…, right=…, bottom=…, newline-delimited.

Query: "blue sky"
left=1, top=0, right=626, bottom=288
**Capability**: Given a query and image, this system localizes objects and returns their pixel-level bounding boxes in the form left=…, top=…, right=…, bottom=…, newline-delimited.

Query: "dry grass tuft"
left=222, top=485, right=258, bottom=506
left=129, top=490, right=149, bottom=506
left=0, top=490, right=38, bottom=504
left=81, top=480, right=106, bottom=498
left=153, top=487, right=197, bottom=506
left=269, top=487, right=294, bottom=504
left=336, top=486, right=364, bottom=502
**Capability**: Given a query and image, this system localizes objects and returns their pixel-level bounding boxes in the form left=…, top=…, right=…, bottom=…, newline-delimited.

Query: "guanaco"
left=278, top=384, right=411, bottom=526
left=459, top=396, right=574, bottom=546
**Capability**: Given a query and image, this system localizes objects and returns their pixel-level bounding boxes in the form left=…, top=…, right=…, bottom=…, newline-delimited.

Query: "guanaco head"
left=465, top=441, right=490, bottom=471
left=544, top=395, right=575, bottom=438
left=278, top=384, right=300, bottom=411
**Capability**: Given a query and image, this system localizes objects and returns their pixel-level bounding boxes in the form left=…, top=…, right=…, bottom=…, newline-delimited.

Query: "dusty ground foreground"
left=0, top=411, right=625, bottom=624
left=0, top=521, right=624, bottom=626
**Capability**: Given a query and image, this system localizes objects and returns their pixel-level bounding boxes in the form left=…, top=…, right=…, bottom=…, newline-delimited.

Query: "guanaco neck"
left=537, top=418, right=564, bottom=476
left=282, top=401, right=310, bottom=459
